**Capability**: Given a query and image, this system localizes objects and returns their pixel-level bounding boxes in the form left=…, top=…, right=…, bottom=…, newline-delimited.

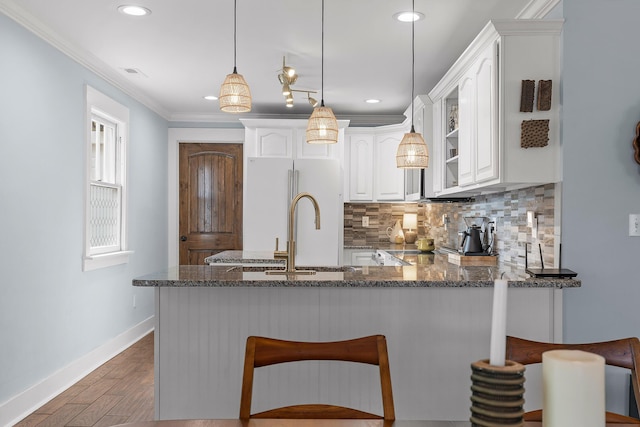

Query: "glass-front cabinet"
left=444, top=90, right=459, bottom=190
left=428, top=19, right=562, bottom=197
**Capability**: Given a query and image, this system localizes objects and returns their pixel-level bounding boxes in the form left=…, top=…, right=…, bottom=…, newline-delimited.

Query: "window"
left=83, top=86, right=131, bottom=271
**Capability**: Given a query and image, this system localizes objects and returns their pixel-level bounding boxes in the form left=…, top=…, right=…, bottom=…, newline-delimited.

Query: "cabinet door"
left=374, top=132, right=405, bottom=200
left=474, top=43, right=498, bottom=183
left=296, top=130, right=335, bottom=159
left=255, top=128, right=294, bottom=158
left=431, top=99, right=444, bottom=193
left=348, top=134, right=374, bottom=201
left=457, top=74, right=474, bottom=186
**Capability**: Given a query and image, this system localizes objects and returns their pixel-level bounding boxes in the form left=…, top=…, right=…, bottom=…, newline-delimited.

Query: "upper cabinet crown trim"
left=429, top=19, right=563, bottom=101
left=240, top=118, right=350, bottom=129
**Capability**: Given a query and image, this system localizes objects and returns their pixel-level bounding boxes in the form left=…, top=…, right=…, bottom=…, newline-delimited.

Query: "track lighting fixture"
left=278, top=57, right=298, bottom=87
left=276, top=56, right=318, bottom=108
left=287, top=89, right=318, bottom=108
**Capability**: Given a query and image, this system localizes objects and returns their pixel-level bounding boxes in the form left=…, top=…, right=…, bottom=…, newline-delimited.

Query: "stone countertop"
left=134, top=253, right=581, bottom=288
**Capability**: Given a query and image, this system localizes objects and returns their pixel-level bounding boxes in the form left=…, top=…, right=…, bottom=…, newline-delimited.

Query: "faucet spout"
left=286, top=192, right=321, bottom=272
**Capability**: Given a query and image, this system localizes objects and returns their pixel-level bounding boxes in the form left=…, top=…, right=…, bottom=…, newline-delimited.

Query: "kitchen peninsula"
left=134, top=254, right=579, bottom=421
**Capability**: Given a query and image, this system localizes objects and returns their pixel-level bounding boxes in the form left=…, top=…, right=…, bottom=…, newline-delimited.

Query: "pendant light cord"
left=410, top=0, right=416, bottom=132
left=320, top=0, right=325, bottom=107
left=233, top=0, right=238, bottom=73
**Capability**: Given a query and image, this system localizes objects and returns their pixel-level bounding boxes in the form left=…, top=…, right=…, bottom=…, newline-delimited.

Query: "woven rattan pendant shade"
left=306, top=105, right=338, bottom=144
left=219, top=69, right=252, bottom=113
left=396, top=0, right=428, bottom=168
left=219, top=0, right=251, bottom=114
left=305, top=0, right=338, bottom=145
left=396, top=129, right=429, bottom=168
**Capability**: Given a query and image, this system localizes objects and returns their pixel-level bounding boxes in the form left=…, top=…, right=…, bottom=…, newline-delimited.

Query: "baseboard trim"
left=0, top=316, right=154, bottom=427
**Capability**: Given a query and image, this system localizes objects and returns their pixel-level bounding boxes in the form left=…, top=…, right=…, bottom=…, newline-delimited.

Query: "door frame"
left=168, top=128, right=244, bottom=267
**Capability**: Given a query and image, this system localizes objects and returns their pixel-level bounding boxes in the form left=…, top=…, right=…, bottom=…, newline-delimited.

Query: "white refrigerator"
left=244, top=157, right=343, bottom=266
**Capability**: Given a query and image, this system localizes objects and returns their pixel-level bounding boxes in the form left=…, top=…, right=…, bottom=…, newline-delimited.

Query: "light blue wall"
left=561, top=0, right=640, bottom=413
left=0, top=12, right=167, bottom=407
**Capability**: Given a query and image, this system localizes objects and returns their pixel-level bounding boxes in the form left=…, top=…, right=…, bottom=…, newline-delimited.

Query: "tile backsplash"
left=344, top=184, right=558, bottom=269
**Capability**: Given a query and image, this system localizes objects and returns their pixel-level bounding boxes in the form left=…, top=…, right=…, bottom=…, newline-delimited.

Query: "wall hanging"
left=634, top=121, right=640, bottom=165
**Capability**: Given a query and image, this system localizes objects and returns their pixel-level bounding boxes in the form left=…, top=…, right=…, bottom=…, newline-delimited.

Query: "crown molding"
left=0, top=1, right=171, bottom=120
left=516, top=0, right=562, bottom=19
left=169, top=112, right=405, bottom=127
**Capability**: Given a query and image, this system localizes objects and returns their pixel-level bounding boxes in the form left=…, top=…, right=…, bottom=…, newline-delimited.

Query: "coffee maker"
left=459, top=217, right=494, bottom=255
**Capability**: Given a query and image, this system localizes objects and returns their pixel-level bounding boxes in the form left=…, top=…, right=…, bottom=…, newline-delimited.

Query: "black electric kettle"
left=462, top=225, right=484, bottom=254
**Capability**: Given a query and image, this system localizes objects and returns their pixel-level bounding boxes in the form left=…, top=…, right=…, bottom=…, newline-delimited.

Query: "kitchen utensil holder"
left=470, top=359, right=526, bottom=427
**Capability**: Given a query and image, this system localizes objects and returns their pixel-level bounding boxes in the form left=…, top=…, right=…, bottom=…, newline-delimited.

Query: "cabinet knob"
left=180, top=235, right=187, bottom=242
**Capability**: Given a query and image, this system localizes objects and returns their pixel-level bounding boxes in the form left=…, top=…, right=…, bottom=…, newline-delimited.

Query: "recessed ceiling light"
left=118, top=5, right=151, bottom=16
left=365, top=99, right=381, bottom=104
left=203, top=95, right=218, bottom=101
left=393, top=11, right=424, bottom=22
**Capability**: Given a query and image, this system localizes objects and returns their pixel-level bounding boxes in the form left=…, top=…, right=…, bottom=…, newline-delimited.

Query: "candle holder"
left=470, top=359, right=526, bottom=427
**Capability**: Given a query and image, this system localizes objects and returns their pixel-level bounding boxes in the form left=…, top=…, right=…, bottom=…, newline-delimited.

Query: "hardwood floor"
left=14, top=333, right=154, bottom=427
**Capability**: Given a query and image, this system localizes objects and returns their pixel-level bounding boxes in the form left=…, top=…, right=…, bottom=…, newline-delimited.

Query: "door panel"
left=457, top=75, right=474, bottom=186
left=179, top=143, right=243, bottom=265
left=474, top=43, right=498, bottom=183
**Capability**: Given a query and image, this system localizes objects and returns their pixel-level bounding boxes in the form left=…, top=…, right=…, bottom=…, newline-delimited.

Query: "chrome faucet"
left=273, top=192, right=321, bottom=273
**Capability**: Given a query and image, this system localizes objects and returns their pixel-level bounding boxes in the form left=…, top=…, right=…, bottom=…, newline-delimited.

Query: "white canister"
left=542, top=349, right=605, bottom=427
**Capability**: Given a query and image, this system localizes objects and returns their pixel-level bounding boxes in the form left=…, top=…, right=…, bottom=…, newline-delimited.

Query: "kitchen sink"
left=382, top=249, right=422, bottom=255
left=238, top=265, right=357, bottom=273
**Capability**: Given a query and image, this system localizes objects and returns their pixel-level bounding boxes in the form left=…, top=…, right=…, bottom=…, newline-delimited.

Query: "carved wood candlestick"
left=470, top=359, right=526, bottom=427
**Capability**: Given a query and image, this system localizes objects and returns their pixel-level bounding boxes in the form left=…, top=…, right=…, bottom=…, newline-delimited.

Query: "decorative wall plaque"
left=520, top=80, right=535, bottom=112
left=537, top=80, right=552, bottom=111
left=521, top=119, right=550, bottom=148
left=634, top=121, right=640, bottom=165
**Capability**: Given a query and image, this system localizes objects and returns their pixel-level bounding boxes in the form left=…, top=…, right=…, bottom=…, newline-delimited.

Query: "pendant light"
left=306, top=0, right=338, bottom=144
left=219, top=0, right=252, bottom=113
left=396, top=0, right=428, bottom=168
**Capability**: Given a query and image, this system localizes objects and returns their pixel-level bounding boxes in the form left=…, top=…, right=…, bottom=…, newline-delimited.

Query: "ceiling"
left=1, top=0, right=538, bottom=126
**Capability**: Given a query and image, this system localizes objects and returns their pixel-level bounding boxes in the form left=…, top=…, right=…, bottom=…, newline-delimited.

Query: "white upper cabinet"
left=254, top=128, right=294, bottom=158
left=428, top=20, right=563, bottom=197
left=348, top=133, right=374, bottom=201
left=458, top=42, right=498, bottom=187
left=345, top=122, right=408, bottom=202
left=374, top=129, right=405, bottom=200
left=241, top=118, right=348, bottom=160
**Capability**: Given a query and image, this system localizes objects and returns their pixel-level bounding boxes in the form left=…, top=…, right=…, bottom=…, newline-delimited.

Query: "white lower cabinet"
left=429, top=19, right=563, bottom=197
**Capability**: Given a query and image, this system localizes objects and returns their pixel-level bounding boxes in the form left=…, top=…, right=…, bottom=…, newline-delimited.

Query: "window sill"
left=83, top=250, right=134, bottom=271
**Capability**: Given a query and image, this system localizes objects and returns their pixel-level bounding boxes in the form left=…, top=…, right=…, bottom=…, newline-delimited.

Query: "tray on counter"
left=448, top=252, right=498, bottom=266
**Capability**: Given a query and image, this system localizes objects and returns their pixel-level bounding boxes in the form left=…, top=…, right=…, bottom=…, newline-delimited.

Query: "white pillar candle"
left=489, top=279, right=508, bottom=366
left=542, top=349, right=606, bottom=427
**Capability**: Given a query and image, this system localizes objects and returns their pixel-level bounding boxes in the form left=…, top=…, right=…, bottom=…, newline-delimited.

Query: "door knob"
left=180, top=236, right=187, bottom=242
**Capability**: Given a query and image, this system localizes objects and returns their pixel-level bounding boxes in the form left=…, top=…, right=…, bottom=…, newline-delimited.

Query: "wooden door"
left=179, top=143, right=243, bottom=265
